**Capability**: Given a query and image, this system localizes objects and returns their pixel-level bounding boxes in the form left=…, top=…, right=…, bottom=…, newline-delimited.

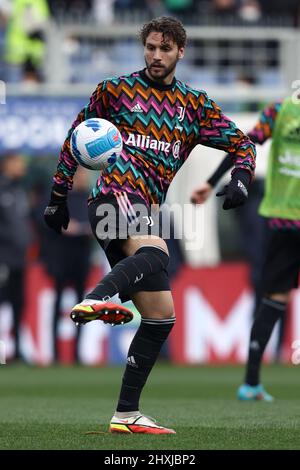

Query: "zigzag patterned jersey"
left=54, top=69, right=256, bottom=206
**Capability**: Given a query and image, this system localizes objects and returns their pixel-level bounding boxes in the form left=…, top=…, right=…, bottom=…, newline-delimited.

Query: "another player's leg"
left=238, top=230, right=299, bottom=402
left=238, top=293, right=287, bottom=402
left=109, top=289, right=176, bottom=434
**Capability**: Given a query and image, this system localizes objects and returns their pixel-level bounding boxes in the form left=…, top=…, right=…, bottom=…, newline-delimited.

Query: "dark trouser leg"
left=53, top=280, right=64, bottom=362
left=245, top=297, right=286, bottom=386
left=73, top=279, right=85, bottom=363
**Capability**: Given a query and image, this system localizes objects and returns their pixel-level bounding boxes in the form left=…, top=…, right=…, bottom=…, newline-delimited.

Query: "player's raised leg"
left=70, top=299, right=133, bottom=326
left=70, top=235, right=170, bottom=326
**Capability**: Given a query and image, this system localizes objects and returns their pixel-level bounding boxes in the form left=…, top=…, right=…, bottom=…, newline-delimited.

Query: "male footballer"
left=45, top=17, right=256, bottom=434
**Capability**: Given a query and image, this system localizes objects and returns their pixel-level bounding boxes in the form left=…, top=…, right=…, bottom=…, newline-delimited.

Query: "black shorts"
left=261, top=229, right=300, bottom=294
left=88, top=192, right=170, bottom=302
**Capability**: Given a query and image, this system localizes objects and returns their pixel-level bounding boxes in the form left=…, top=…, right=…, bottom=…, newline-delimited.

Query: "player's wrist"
left=231, top=169, right=251, bottom=187
left=207, top=154, right=234, bottom=188
left=206, top=175, right=218, bottom=188
left=50, top=185, right=68, bottom=204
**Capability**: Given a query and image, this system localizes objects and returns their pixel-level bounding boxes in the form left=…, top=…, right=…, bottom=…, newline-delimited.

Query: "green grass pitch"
left=0, top=364, right=299, bottom=450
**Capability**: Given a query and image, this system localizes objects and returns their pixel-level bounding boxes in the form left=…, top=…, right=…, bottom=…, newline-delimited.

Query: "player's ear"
left=178, top=48, right=184, bottom=60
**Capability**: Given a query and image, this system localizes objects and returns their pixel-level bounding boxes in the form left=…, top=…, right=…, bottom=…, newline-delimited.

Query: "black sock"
left=116, top=317, right=176, bottom=412
left=245, top=297, right=286, bottom=386
left=86, top=246, right=169, bottom=301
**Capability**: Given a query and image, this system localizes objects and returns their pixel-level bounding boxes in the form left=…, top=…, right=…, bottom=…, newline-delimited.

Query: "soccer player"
left=44, top=17, right=256, bottom=433
left=192, top=97, right=300, bottom=402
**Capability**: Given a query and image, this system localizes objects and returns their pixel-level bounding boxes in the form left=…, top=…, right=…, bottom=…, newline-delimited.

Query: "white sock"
left=114, top=410, right=140, bottom=419
left=80, top=299, right=104, bottom=306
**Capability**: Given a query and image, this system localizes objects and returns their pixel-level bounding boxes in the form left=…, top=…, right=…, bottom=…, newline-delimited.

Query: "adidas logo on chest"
left=130, top=103, right=144, bottom=113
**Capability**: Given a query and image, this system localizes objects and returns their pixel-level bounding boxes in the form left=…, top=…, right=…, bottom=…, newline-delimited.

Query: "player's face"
left=144, top=32, right=184, bottom=84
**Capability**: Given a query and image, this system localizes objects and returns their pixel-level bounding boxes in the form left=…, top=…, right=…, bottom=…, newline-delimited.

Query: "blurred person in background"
left=4, top=0, right=50, bottom=83
left=192, top=97, right=300, bottom=401
left=44, top=16, right=255, bottom=434
left=50, top=168, right=91, bottom=364
left=33, top=167, right=91, bottom=364
left=238, top=0, right=262, bottom=24
left=0, top=152, right=31, bottom=361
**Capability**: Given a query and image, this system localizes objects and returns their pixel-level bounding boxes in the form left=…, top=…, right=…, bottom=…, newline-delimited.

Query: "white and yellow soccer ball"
left=70, top=118, right=123, bottom=170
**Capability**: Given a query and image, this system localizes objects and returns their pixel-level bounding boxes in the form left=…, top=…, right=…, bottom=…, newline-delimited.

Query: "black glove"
left=216, top=169, right=251, bottom=210
left=44, top=186, right=70, bottom=234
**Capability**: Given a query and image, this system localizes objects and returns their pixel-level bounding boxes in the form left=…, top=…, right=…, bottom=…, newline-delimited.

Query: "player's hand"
left=191, top=182, right=213, bottom=204
left=44, top=187, right=70, bottom=234
left=216, top=169, right=251, bottom=210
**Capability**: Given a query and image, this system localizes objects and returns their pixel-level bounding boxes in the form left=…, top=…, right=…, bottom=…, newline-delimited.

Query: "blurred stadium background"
left=1, top=0, right=300, bottom=450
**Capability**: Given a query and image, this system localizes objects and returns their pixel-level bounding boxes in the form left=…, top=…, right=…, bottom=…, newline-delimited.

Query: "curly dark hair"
left=140, top=16, right=187, bottom=49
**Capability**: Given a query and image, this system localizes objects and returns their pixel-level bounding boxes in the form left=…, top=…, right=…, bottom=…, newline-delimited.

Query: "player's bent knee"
left=135, top=245, right=169, bottom=269
left=125, top=236, right=169, bottom=257
left=141, top=294, right=175, bottom=320
left=141, top=311, right=175, bottom=320
left=142, top=302, right=175, bottom=320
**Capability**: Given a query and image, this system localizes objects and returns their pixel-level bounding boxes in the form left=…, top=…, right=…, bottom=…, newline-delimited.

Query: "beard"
left=145, top=56, right=179, bottom=82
